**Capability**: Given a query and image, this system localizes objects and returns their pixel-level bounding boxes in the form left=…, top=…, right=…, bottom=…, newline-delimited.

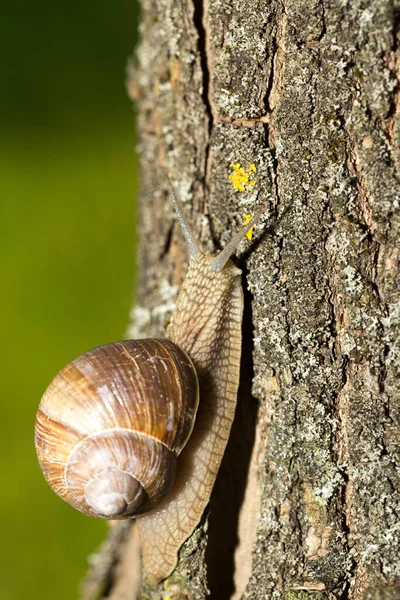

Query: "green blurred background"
left=0, top=2, right=139, bottom=598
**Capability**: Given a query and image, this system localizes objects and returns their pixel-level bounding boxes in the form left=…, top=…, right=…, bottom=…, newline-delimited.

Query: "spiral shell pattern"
left=35, top=339, right=199, bottom=519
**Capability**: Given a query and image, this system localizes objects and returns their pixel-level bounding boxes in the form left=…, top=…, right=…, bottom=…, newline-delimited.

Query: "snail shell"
left=35, top=338, right=199, bottom=519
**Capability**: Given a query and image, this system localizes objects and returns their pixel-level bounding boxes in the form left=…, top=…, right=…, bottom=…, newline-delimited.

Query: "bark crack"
left=334, top=359, right=355, bottom=594
left=192, top=0, right=215, bottom=192
left=264, top=3, right=287, bottom=147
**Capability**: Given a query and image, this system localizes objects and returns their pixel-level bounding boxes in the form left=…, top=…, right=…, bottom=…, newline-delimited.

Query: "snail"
left=35, top=176, right=266, bottom=583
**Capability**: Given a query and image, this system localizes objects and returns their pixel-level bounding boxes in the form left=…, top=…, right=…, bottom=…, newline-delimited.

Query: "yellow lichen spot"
left=243, top=213, right=254, bottom=240
left=228, top=162, right=257, bottom=192
left=228, top=163, right=248, bottom=191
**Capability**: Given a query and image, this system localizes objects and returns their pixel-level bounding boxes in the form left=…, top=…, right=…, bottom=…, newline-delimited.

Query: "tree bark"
left=81, top=0, right=400, bottom=598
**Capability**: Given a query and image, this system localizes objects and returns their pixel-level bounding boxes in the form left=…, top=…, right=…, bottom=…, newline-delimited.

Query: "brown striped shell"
left=35, top=338, right=199, bottom=519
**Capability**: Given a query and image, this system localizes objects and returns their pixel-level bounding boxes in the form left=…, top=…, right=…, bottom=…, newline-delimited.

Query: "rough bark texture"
left=82, top=0, right=400, bottom=599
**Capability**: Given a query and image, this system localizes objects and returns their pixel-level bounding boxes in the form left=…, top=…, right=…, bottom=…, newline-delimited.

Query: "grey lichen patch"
left=206, top=0, right=282, bottom=119
left=284, top=593, right=329, bottom=600
left=162, top=519, right=209, bottom=600
left=302, top=479, right=340, bottom=561
left=312, top=472, right=344, bottom=507
left=340, top=366, right=400, bottom=580
left=127, top=277, right=179, bottom=339
left=285, top=0, right=325, bottom=45
left=140, top=521, right=209, bottom=600
left=363, top=586, right=400, bottom=600
left=326, top=219, right=384, bottom=366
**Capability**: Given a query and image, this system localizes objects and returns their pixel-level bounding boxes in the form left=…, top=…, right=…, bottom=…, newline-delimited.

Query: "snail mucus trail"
left=35, top=177, right=266, bottom=583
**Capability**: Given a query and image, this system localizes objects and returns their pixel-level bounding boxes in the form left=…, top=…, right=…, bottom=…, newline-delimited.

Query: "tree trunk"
left=81, top=0, right=400, bottom=598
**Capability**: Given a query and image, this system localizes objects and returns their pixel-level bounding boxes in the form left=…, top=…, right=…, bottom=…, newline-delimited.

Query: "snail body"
left=137, top=252, right=244, bottom=581
left=35, top=178, right=265, bottom=583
